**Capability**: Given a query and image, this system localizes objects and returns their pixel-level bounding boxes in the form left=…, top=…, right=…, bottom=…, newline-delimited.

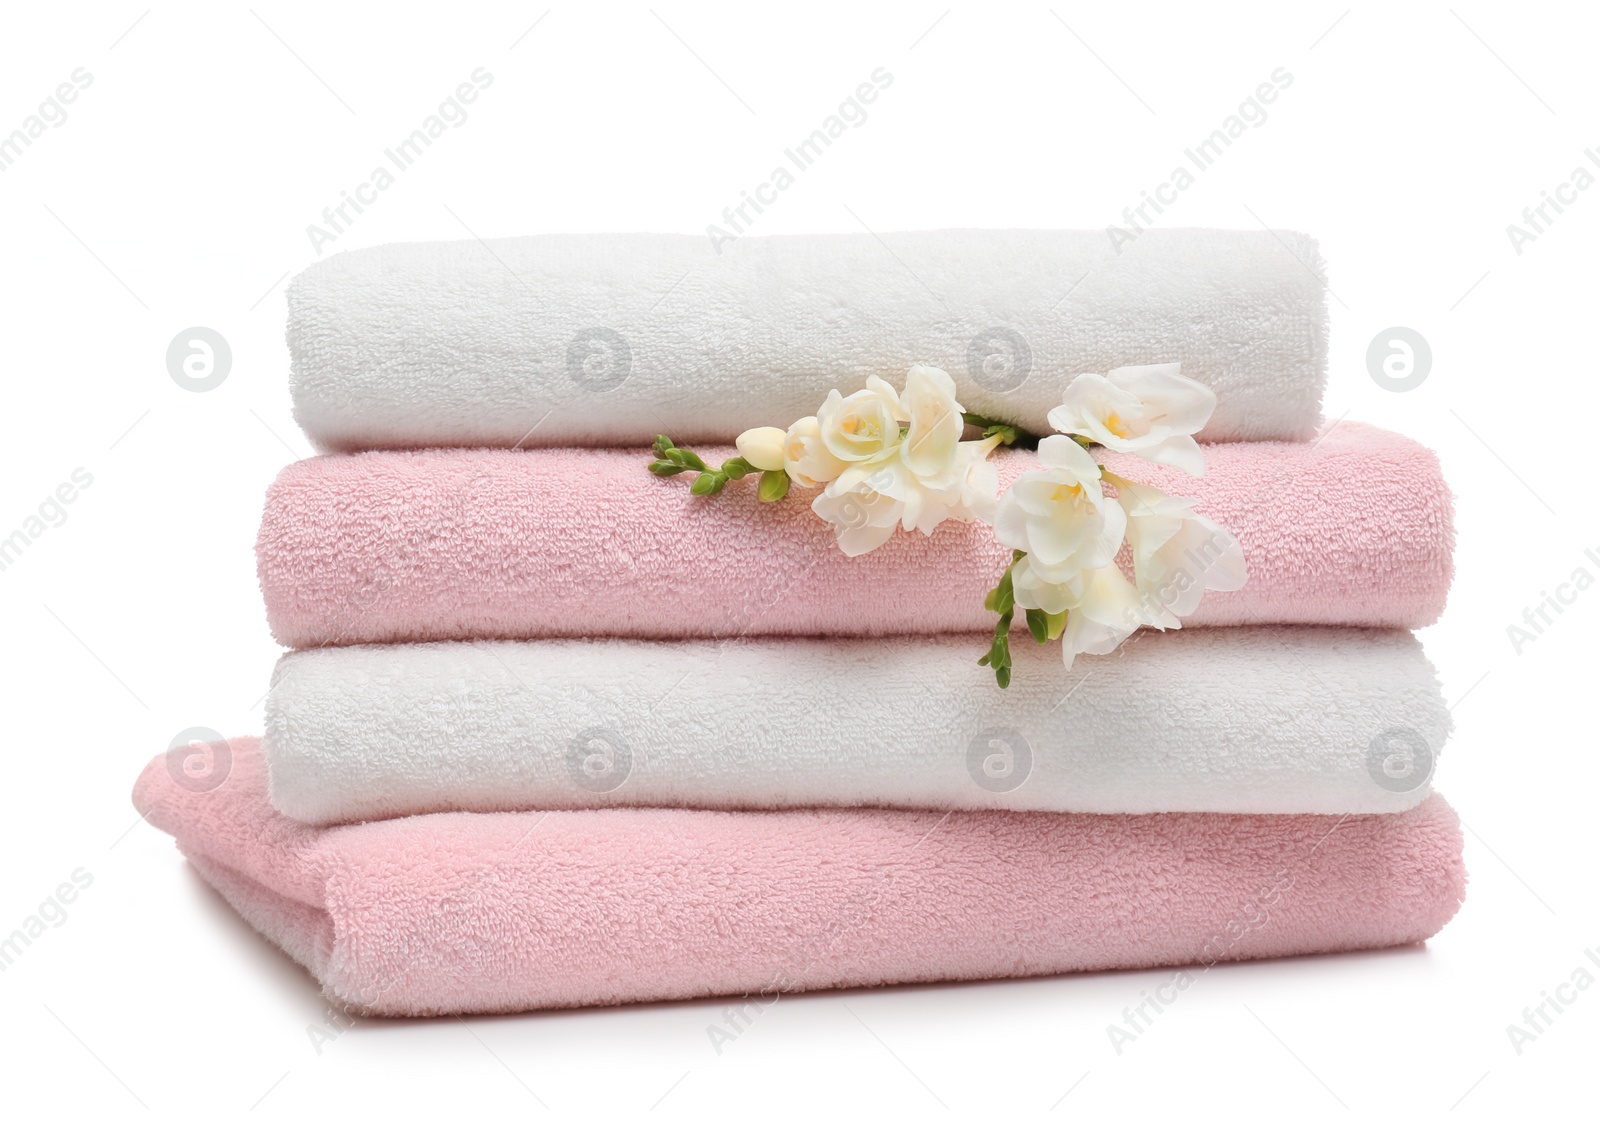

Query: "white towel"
left=287, top=228, right=1329, bottom=451
left=263, top=627, right=1445, bottom=824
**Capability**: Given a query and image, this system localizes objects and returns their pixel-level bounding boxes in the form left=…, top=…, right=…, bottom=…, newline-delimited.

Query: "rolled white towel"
left=264, top=627, right=1444, bottom=824
left=287, top=228, right=1328, bottom=450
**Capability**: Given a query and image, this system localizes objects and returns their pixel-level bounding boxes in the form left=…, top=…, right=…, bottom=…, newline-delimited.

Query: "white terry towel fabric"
left=263, top=627, right=1445, bottom=825
left=287, top=228, right=1329, bottom=451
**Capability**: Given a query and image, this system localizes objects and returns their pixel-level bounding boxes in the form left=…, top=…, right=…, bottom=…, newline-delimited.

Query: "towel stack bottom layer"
left=136, top=229, right=1464, bottom=1017
left=136, top=740, right=1464, bottom=1016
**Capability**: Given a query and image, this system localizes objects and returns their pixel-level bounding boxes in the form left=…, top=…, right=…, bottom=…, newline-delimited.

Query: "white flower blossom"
left=798, top=367, right=998, bottom=556
left=782, top=416, right=848, bottom=488
left=1047, top=364, right=1216, bottom=476
left=812, top=435, right=1000, bottom=557
left=992, top=435, right=1125, bottom=580
left=1112, top=476, right=1247, bottom=628
left=816, top=376, right=906, bottom=466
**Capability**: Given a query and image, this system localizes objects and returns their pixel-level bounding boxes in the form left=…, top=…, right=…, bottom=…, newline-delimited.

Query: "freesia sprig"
left=643, top=362, right=1246, bottom=691
left=648, top=434, right=792, bottom=501
left=975, top=364, right=1246, bottom=688
left=648, top=367, right=1001, bottom=555
left=978, top=549, right=1074, bottom=688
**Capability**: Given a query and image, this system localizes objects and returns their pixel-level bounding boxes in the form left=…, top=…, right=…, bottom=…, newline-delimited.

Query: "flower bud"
left=782, top=416, right=848, bottom=488
left=734, top=426, right=787, bottom=473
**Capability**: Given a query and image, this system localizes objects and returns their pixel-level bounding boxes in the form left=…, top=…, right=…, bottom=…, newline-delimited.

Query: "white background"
left=1, top=2, right=1595, bottom=1116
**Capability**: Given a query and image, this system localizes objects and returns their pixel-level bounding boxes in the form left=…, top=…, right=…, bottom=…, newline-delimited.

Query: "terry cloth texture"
left=258, top=421, right=1453, bottom=648
left=264, top=627, right=1449, bottom=825
left=134, top=737, right=1465, bottom=1017
left=286, top=228, right=1329, bottom=451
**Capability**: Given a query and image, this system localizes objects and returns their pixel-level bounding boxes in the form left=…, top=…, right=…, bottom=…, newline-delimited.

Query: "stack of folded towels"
left=134, top=229, right=1464, bottom=1016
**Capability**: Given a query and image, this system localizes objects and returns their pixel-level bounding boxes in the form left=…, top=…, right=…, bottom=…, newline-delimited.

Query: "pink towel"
left=259, top=420, right=1453, bottom=647
left=134, top=738, right=1465, bottom=1016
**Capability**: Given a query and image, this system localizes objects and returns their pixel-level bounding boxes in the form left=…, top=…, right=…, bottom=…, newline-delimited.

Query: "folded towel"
left=265, top=628, right=1448, bottom=825
left=287, top=229, right=1329, bottom=451
left=259, top=420, right=1452, bottom=648
left=134, top=738, right=1464, bottom=1016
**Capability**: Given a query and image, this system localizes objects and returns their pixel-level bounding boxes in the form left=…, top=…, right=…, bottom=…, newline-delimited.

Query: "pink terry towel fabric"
left=259, top=420, right=1453, bottom=648
left=134, top=738, right=1465, bottom=1017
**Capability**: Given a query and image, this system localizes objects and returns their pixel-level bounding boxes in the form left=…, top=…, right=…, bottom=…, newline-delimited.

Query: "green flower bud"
left=757, top=470, right=791, bottom=503
left=1025, top=608, right=1049, bottom=644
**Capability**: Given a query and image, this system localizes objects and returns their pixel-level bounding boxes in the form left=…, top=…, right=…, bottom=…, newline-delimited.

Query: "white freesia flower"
left=991, top=435, right=1195, bottom=668
left=992, top=435, right=1125, bottom=580
left=810, top=479, right=907, bottom=557
left=1047, top=364, right=1216, bottom=477
left=955, top=447, right=1001, bottom=527
left=782, top=416, right=848, bottom=488
left=1008, top=552, right=1084, bottom=616
left=1009, top=556, right=1147, bottom=669
left=898, top=364, right=966, bottom=479
left=796, top=367, right=998, bottom=556
left=1112, top=476, right=1247, bottom=627
left=735, top=426, right=787, bottom=473
left=813, top=435, right=1001, bottom=557
left=1051, top=565, right=1148, bottom=669
left=828, top=367, right=973, bottom=514
left=816, top=376, right=906, bottom=466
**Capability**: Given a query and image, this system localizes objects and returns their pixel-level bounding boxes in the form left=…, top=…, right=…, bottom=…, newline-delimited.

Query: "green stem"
left=963, top=414, right=1041, bottom=450
left=649, top=435, right=791, bottom=502
left=977, top=549, right=1028, bottom=688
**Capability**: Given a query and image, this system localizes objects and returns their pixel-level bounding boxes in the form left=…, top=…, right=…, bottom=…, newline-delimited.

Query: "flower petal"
left=1035, top=434, right=1100, bottom=476
left=1139, top=434, right=1209, bottom=477
left=1106, top=364, right=1216, bottom=434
